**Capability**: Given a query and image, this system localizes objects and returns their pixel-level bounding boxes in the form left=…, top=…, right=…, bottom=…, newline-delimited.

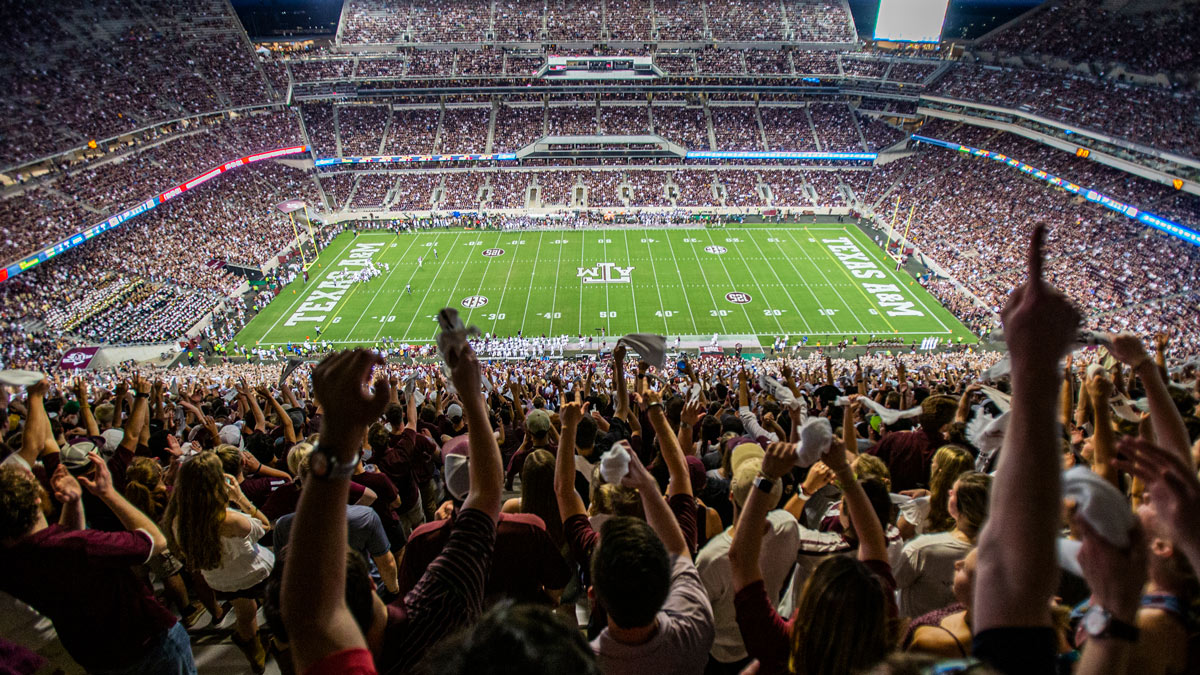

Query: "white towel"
left=617, top=333, right=668, bottom=371
left=600, top=442, right=631, bottom=484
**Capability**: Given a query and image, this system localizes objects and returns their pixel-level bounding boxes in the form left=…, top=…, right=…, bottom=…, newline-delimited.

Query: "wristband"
left=753, top=476, right=776, bottom=494
left=135, top=392, right=150, bottom=399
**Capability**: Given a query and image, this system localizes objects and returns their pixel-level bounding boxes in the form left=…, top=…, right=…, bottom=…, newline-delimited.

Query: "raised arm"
left=75, top=378, right=100, bottom=437
left=17, top=379, right=50, bottom=467
left=1108, top=333, right=1193, bottom=471
left=283, top=349, right=391, bottom=672
left=957, top=382, right=981, bottom=424
left=645, top=389, right=690, bottom=497
left=613, top=344, right=631, bottom=422
left=823, top=437, right=886, bottom=562
left=259, top=385, right=297, bottom=445
left=1086, top=372, right=1119, bottom=489
left=78, top=454, right=168, bottom=553
left=975, top=225, right=1080, bottom=635
left=621, top=441, right=688, bottom=557
left=120, top=377, right=151, bottom=453
left=445, top=336, right=502, bottom=520
left=555, top=397, right=588, bottom=519
left=730, top=442, right=791, bottom=590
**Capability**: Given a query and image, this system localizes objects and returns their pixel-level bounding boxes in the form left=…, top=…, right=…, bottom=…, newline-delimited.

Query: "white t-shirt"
left=592, top=554, right=715, bottom=675
left=696, top=510, right=800, bottom=663
left=895, top=530, right=973, bottom=619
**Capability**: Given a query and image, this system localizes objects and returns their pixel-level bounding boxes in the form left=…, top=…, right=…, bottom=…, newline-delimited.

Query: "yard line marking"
left=747, top=230, right=841, bottom=333
left=665, top=228, right=724, bottom=333
left=639, top=228, right=679, bottom=334
left=370, top=235, right=431, bottom=342
left=577, top=235, right=586, bottom=336
left=462, top=232, right=507, bottom=328
left=746, top=231, right=811, bottom=334
left=548, top=231, right=566, bottom=336
left=621, top=230, right=640, bottom=334
left=793, top=227, right=883, bottom=334
left=399, top=232, right=464, bottom=340
left=348, top=234, right=418, bottom=340
left=701, top=228, right=762, bottom=333
left=517, top=231, right=545, bottom=332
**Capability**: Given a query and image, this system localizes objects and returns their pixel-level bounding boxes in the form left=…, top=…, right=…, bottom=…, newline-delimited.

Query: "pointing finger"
left=1027, top=223, right=1046, bottom=288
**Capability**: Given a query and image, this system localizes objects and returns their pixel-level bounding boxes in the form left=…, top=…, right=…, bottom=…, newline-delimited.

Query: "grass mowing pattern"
left=234, top=224, right=977, bottom=348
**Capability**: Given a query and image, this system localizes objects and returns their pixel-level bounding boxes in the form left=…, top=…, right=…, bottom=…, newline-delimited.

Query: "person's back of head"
left=791, top=555, right=892, bottom=675
left=427, top=601, right=600, bottom=675
left=213, top=443, right=242, bottom=478
left=918, top=396, right=958, bottom=434
left=0, top=466, right=41, bottom=542
left=124, top=457, right=168, bottom=521
left=384, top=403, right=405, bottom=429
left=927, top=445, right=975, bottom=533
left=520, top=449, right=563, bottom=546
left=575, top=415, right=597, bottom=451
left=589, top=478, right=645, bottom=520
left=950, top=471, right=991, bottom=543
left=592, top=516, right=671, bottom=629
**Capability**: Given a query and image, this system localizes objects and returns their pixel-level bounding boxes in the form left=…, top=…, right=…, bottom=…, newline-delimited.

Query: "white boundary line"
left=783, top=228, right=872, bottom=334
left=746, top=230, right=813, bottom=334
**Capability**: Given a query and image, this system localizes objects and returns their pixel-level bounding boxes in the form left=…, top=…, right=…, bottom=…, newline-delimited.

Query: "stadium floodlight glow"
left=0, top=144, right=308, bottom=283
left=686, top=151, right=877, bottom=161
left=873, top=0, right=950, bottom=43
left=911, top=134, right=1200, bottom=248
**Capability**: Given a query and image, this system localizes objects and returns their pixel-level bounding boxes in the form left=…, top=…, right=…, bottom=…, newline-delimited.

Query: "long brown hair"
left=926, top=445, right=974, bottom=534
left=789, top=556, right=894, bottom=675
left=124, top=457, right=169, bottom=520
left=519, top=449, right=563, bottom=547
left=163, top=452, right=229, bottom=571
left=951, top=471, right=991, bottom=543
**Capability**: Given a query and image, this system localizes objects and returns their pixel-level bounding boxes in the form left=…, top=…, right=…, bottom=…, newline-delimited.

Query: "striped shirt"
left=378, top=508, right=497, bottom=674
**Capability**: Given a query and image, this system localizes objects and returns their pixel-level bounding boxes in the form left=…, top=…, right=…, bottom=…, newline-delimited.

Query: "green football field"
left=233, top=224, right=976, bottom=349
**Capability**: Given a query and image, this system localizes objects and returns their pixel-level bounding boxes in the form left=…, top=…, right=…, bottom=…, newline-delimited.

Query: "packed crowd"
left=337, top=0, right=857, bottom=45
left=0, top=0, right=273, bottom=168
left=0, top=110, right=303, bottom=264
left=980, top=0, right=1200, bottom=77
left=3, top=238, right=1199, bottom=675
left=932, top=63, right=1200, bottom=159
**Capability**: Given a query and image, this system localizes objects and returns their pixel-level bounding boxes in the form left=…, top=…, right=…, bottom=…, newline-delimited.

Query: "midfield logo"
left=577, top=263, right=635, bottom=284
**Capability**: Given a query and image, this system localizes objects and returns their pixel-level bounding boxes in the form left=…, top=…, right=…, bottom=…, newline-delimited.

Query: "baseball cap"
left=441, top=435, right=471, bottom=501
left=447, top=403, right=463, bottom=420
left=525, top=409, right=552, bottom=437
left=219, top=424, right=244, bottom=449
left=730, top=442, right=765, bottom=473
left=62, top=439, right=98, bottom=475
left=685, top=455, right=707, bottom=494
left=101, top=428, right=125, bottom=458
left=62, top=401, right=81, bottom=416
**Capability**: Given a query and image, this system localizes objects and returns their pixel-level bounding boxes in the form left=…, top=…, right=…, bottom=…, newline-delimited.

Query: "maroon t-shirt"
left=866, top=427, right=942, bottom=493
left=352, top=470, right=401, bottom=526
left=379, top=429, right=437, bottom=507
left=396, top=511, right=570, bottom=605
left=241, top=475, right=290, bottom=508
left=0, top=526, right=177, bottom=670
left=260, top=481, right=366, bottom=522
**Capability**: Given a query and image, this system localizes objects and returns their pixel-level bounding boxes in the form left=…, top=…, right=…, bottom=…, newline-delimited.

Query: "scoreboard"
left=539, top=55, right=659, bottom=80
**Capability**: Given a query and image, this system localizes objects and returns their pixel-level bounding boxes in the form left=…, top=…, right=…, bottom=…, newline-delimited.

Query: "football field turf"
left=233, top=224, right=976, bottom=349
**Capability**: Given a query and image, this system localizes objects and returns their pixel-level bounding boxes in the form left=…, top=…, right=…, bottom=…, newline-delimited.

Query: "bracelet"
left=647, top=401, right=664, bottom=410
left=135, top=392, right=150, bottom=399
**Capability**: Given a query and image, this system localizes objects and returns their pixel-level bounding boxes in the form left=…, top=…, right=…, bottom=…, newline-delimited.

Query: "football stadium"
left=2, top=0, right=1200, bottom=673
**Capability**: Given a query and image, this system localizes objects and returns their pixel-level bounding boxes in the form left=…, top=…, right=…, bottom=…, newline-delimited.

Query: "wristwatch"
left=309, top=442, right=359, bottom=480
left=1083, top=605, right=1139, bottom=642
left=753, top=475, right=776, bottom=494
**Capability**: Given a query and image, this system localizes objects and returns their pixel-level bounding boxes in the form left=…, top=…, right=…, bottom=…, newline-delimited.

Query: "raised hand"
left=681, top=398, right=705, bottom=427
left=1001, top=224, right=1081, bottom=370
left=77, top=454, right=115, bottom=498
left=1113, top=438, right=1200, bottom=552
left=1107, top=332, right=1151, bottom=369
left=313, top=349, right=391, bottom=439
left=560, top=400, right=583, bottom=427
left=51, top=464, right=82, bottom=504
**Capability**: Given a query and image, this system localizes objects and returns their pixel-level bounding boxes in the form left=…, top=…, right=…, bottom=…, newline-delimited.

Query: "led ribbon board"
left=1, top=145, right=309, bottom=282
left=911, top=135, right=1200, bottom=247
